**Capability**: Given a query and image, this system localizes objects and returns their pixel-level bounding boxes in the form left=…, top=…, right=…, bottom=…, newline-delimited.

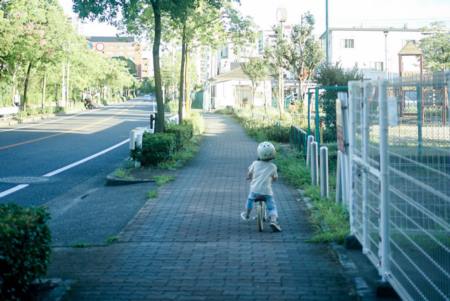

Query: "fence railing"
left=289, top=126, right=308, bottom=154
left=348, top=72, right=450, bottom=301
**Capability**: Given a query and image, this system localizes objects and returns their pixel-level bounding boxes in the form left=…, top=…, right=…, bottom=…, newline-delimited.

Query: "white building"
left=202, top=41, right=273, bottom=110
left=320, top=27, right=426, bottom=78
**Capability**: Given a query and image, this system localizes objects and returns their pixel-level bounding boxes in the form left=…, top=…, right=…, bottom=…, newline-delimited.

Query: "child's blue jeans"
left=245, top=192, right=278, bottom=218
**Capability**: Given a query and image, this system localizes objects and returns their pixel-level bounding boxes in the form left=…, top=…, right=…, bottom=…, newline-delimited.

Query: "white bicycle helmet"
left=257, top=141, right=276, bottom=161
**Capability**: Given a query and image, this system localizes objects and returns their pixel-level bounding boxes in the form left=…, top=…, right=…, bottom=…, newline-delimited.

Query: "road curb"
left=32, top=278, right=75, bottom=301
left=105, top=173, right=155, bottom=186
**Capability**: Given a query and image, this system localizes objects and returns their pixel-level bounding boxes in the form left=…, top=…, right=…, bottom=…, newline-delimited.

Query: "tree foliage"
left=283, top=12, right=323, bottom=100
left=420, top=22, right=450, bottom=72
left=0, top=0, right=135, bottom=109
left=241, top=57, right=268, bottom=111
left=315, top=63, right=362, bottom=142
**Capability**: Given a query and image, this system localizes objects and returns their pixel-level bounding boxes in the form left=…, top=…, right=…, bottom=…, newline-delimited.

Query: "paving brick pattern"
left=48, top=114, right=356, bottom=300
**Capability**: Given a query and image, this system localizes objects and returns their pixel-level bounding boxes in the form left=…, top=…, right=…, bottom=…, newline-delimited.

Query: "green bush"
left=186, top=112, right=205, bottom=135
left=138, top=132, right=176, bottom=166
left=314, top=63, right=362, bottom=142
left=239, top=119, right=290, bottom=143
left=0, top=204, right=51, bottom=299
left=166, top=122, right=193, bottom=151
left=163, top=101, right=178, bottom=113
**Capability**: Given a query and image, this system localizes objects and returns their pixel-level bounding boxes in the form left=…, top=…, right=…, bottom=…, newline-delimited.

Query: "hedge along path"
left=48, top=113, right=355, bottom=300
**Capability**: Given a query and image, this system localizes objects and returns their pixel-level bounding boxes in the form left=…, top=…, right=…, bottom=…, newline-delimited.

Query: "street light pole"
left=276, top=7, right=287, bottom=115
left=278, top=22, right=284, bottom=114
left=325, top=0, right=329, bottom=64
left=383, top=30, right=388, bottom=77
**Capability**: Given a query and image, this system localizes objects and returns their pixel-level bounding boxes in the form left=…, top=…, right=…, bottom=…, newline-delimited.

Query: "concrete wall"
left=327, top=29, right=424, bottom=77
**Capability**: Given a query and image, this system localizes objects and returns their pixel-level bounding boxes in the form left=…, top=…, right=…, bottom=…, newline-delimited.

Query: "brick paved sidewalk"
left=48, top=114, right=356, bottom=300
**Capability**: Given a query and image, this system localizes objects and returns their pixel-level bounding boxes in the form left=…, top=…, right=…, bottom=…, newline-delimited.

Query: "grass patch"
left=113, top=168, right=133, bottom=179
left=147, top=189, right=158, bottom=199
left=105, top=236, right=119, bottom=245
left=153, top=175, right=175, bottom=186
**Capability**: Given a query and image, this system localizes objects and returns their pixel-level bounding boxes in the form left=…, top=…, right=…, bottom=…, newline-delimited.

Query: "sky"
left=59, top=0, right=450, bottom=37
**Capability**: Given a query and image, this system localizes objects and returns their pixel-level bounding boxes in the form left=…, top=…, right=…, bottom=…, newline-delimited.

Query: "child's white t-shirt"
left=248, top=160, right=278, bottom=195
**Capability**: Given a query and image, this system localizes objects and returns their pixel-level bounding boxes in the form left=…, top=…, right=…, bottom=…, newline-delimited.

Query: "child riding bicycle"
left=241, top=141, right=282, bottom=232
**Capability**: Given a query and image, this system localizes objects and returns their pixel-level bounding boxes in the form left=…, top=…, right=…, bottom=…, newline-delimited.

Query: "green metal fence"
left=289, top=126, right=308, bottom=154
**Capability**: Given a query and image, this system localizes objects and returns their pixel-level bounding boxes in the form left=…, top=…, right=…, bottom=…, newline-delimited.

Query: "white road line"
left=0, top=138, right=130, bottom=199
left=0, top=184, right=29, bottom=198
left=43, top=139, right=129, bottom=177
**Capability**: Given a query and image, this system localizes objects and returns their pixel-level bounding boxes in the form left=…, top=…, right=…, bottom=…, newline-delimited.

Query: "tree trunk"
left=251, top=84, right=256, bottom=116
left=23, top=62, right=33, bottom=111
left=263, top=79, right=267, bottom=114
left=151, top=0, right=165, bottom=132
left=184, top=48, right=189, bottom=114
left=41, top=72, right=47, bottom=111
left=11, top=68, right=17, bottom=107
left=67, top=62, right=70, bottom=105
left=178, top=22, right=187, bottom=124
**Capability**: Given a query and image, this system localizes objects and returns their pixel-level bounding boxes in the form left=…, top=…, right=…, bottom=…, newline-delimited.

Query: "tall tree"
left=420, top=22, right=450, bottom=72
left=264, top=28, right=289, bottom=117
left=167, top=0, right=255, bottom=122
left=284, top=12, right=323, bottom=101
left=73, top=0, right=170, bottom=132
left=240, top=57, right=268, bottom=113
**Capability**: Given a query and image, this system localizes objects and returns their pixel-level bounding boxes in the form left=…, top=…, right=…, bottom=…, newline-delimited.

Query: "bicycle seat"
left=254, top=195, right=266, bottom=202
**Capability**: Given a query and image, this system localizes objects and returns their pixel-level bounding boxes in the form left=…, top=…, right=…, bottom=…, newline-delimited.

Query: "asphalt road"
left=0, top=98, right=156, bottom=246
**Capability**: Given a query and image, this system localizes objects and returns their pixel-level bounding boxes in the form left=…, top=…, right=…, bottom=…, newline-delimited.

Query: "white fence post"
left=306, top=135, right=314, bottom=168
left=310, top=141, right=319, bottom=186
left=320, top=146, right=329, bottom=198
left=348, top=83, right=357, bottom=235
left=362, top=82, right=371, bottom=254
left=378, top=79, right=390, bottom=282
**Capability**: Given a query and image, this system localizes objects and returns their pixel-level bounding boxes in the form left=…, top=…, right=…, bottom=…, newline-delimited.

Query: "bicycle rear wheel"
left=256, top=202, right=264, bottom=232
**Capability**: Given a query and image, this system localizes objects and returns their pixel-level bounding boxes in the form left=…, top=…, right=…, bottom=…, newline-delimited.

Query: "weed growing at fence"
left=230, top=110, right=290, bottom=143
left=275, top=146, right=349, bottom=243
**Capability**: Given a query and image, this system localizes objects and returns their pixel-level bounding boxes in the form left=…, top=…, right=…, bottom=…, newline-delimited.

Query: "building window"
left=220, top=46, right=228, bottom=59
left=374, top=62, right=384, bottom=71
left=343, top=39, right=354, bottom=48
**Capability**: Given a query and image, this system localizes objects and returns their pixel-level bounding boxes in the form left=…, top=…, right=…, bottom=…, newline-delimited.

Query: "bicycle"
left=254, top=195, right=268, bottom=232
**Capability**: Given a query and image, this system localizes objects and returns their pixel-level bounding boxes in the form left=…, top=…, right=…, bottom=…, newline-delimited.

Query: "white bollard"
left=129, top=129, right=137, bottom=150
left=310, top=141, right=319, bottom=186
left=320, top=146, right=329, bottom=198
left=306, top=135, right=315, bottom=168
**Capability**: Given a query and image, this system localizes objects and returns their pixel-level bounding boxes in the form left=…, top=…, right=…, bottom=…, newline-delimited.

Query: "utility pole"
left=325, top=0, right=329, bottom=64
left=276, top=7, right=287, bottom=115
left=383, top=30, right=389, bottom=77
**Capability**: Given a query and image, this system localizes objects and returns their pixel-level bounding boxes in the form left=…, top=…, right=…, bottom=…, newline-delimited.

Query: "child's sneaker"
left=240, top=211, right=250, bottom=221
left=270, top=222, right=282, bottom=232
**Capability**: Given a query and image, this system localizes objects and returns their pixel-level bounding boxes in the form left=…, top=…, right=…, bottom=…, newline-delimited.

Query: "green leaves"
left=0, top=204, right=51, bottom=299
left=419, top=22, right=450, bottom=72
